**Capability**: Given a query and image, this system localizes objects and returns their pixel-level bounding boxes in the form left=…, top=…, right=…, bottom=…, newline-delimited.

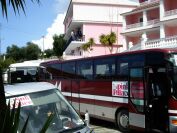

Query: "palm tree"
left=81, top=38, right=95, bottom=52
left=0, top=0, right=40, bottom=18
left=99, top=31, right=116, bottom=54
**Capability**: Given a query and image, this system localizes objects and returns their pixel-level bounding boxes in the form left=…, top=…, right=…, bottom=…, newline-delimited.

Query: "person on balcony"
left=71, top=30, right=76, bottom=41
left=76, top=28, right=82, bottom=41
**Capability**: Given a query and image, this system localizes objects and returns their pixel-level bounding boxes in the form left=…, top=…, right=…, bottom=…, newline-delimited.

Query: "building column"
left=143, top=10, right=147, bottom=26
left=122, top=16, right=126, bottom=31
left=122, top=36, right=128, bottom=51
left=160, top=24, right=165, bottom=38
left=160, top=0, right=165, bottom=20
left=141, top=32, right=147, bottom=49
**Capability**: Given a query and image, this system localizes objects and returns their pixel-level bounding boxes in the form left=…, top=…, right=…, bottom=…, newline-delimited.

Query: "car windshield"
left=7, top=89, right=85, bottom=133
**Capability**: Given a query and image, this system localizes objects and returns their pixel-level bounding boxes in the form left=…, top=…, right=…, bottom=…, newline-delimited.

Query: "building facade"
left=63, top=0, right=138, bottom=59
left=121, top=0, right=177, bottom=51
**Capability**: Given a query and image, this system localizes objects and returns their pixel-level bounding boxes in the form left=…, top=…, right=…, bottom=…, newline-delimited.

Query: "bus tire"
left=116, top=109, right=129, bottom=132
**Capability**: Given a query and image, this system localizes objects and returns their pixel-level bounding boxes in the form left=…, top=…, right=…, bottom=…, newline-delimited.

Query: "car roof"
left=5, top=82, right=56, bottom=97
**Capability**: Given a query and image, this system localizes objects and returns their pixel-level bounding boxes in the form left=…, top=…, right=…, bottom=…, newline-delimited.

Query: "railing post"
left=141, top=33, right=147, bottom=49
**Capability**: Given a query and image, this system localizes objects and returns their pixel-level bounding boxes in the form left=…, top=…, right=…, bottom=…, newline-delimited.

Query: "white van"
left=5, top=82, right=92, bottom=133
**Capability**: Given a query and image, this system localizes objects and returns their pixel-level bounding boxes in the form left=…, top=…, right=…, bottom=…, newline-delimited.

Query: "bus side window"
left=62, top=62, right=75, bottom=79
left=76, top=60, right=93, bottom=80
left=94, top=58, right=115, bottom=79
left=130, top=68, right=144, bottom=112
left=117, top=62, right=129, bottom=80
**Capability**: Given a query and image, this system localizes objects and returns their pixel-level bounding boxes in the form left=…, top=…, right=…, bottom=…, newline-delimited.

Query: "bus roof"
left=5, top=82, right=56, bottom=97
left=40, top=48, right=177, bottom=65
left=10, top=60, right=45, bottom=68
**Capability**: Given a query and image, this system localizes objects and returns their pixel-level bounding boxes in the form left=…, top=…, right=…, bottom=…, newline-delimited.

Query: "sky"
left=0, top=0, right=70, bottom=54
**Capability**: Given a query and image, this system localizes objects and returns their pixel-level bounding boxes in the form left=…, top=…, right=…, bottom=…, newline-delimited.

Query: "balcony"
left=124, top=19, right=159, bottom=32
left=126, top=22, right=143, bottom=29
left=145, top=36, right=177, bottom=49
left=140, top=0, right=160, bottom=6
left=63, top=35, right=86, bottom=55
left=146, top=19, right=159, bottom=26
left=127, top=35, right=177, bottom=51
left=164, top=9, right=177, bottom=17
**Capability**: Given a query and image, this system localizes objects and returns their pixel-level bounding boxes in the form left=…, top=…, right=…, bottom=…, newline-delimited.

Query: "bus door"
left=145, top=67, right=169, bottom=132
left=129, top=67, right=146, bottom=131
left=71, top=80, right=80, bottom=113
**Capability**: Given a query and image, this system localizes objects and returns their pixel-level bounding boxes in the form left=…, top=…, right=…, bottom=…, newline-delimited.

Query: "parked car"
left=5, top=82, right=92, bottom=133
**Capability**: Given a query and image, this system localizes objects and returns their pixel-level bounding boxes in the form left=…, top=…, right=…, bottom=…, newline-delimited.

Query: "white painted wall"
left=72, top=0, right=139, bottom=6
left=73, top=4, right=136, bottom=23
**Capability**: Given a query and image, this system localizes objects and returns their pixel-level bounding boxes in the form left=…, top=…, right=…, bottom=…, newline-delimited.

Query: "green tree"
left=81, top=38, right=95, bottom=52
left=6, top=43, right=41, bottom=61
left=25, top=42, right=41, bottom=60
left=44, top=49, right=54, bottom=58
left=53, top=34, right=66, bottom=57
left=99, top=31, right=117, bottom=53
left=6, top=45, right=24, bottom=61
left=0, top=58, right=15, bottom=70
left=0, top=0, right=40, bottom=18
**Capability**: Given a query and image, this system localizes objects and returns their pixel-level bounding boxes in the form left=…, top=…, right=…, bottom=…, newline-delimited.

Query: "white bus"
left=7, top=60, right=44, bottom=83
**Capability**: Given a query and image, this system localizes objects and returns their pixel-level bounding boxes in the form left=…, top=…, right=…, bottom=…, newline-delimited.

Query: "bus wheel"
left=116, top=109, right=129, bottom=132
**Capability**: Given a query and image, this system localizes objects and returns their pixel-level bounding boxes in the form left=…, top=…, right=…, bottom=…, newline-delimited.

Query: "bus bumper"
left=169, top=116, right=177, bottom=133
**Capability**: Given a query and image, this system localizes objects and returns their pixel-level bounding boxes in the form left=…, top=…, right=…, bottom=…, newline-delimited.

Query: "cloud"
left=32, top=12, right=65, bottom=51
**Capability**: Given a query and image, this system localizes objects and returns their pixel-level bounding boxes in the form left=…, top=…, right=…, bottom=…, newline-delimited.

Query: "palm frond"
left=1, top=0, right=40, bottom=18
left=40, top=113, right=54, bottom=133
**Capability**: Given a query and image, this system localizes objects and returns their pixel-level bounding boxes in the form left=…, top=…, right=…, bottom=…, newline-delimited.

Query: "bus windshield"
left=7, top=89, right=85, bottom=133
left=168, top=53, right=177, bottom=99
left=170, top=67, right=177, bottom=99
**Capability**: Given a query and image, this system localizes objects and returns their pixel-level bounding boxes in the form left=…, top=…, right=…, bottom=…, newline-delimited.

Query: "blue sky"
left=0, top=0, right=70, bottom=54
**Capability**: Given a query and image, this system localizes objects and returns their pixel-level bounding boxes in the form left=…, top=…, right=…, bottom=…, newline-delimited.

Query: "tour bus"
left=7, top=60, right=42, bottom=83
left=6, top=60, right=45, bottom=83
left=39, top=48, right=177, bottom=132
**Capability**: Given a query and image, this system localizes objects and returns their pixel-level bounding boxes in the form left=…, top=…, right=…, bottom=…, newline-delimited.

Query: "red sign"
left=7, top=95, right=33, bottom=109
left=112, top=81, right=128, bottom=97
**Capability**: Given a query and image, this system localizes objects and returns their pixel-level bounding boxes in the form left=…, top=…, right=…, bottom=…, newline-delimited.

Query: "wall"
left=147, top=32, right=160, bottom=40
left=147, top=8, right=159, bottom=20
left=73, top=3, right=135, bottom=23
left=127, top=36, right=141, bottom=45
left=164, top=0, right=177, bottom=11
left=165, top=26, right=177, bottom=37
left=83, top=23, right=123, bottom=45
left=83, top=45, right=120, bottom=57
left=126, top=12, right=142, bottom=25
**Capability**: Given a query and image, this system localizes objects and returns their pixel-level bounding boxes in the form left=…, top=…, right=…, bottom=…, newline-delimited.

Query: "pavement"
left=89, top=118, right=121, bottom=133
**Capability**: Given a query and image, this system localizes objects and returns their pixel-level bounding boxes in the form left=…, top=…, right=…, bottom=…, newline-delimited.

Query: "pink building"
left=63, top=0, right=138, bottom=59
left=121, top=0, right=177, bottom=51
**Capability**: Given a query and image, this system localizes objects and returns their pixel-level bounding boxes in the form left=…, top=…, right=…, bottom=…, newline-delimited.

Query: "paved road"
left=89, top=118, right=121, bottom=133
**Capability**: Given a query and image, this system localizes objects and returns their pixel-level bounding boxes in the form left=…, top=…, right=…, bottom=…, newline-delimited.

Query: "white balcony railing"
left=165, top=9, right=177, bottom=17
left=145, top=36, right=177, bottom=49
left=125, top=19, right=159, bottom=30
left=146, top=19, right=159, bottom=25
left=126, top=22, right=143, bottom=29
left=140, top=0, right=160, bottom=6
left=127, top=36, right=177, bottom=51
